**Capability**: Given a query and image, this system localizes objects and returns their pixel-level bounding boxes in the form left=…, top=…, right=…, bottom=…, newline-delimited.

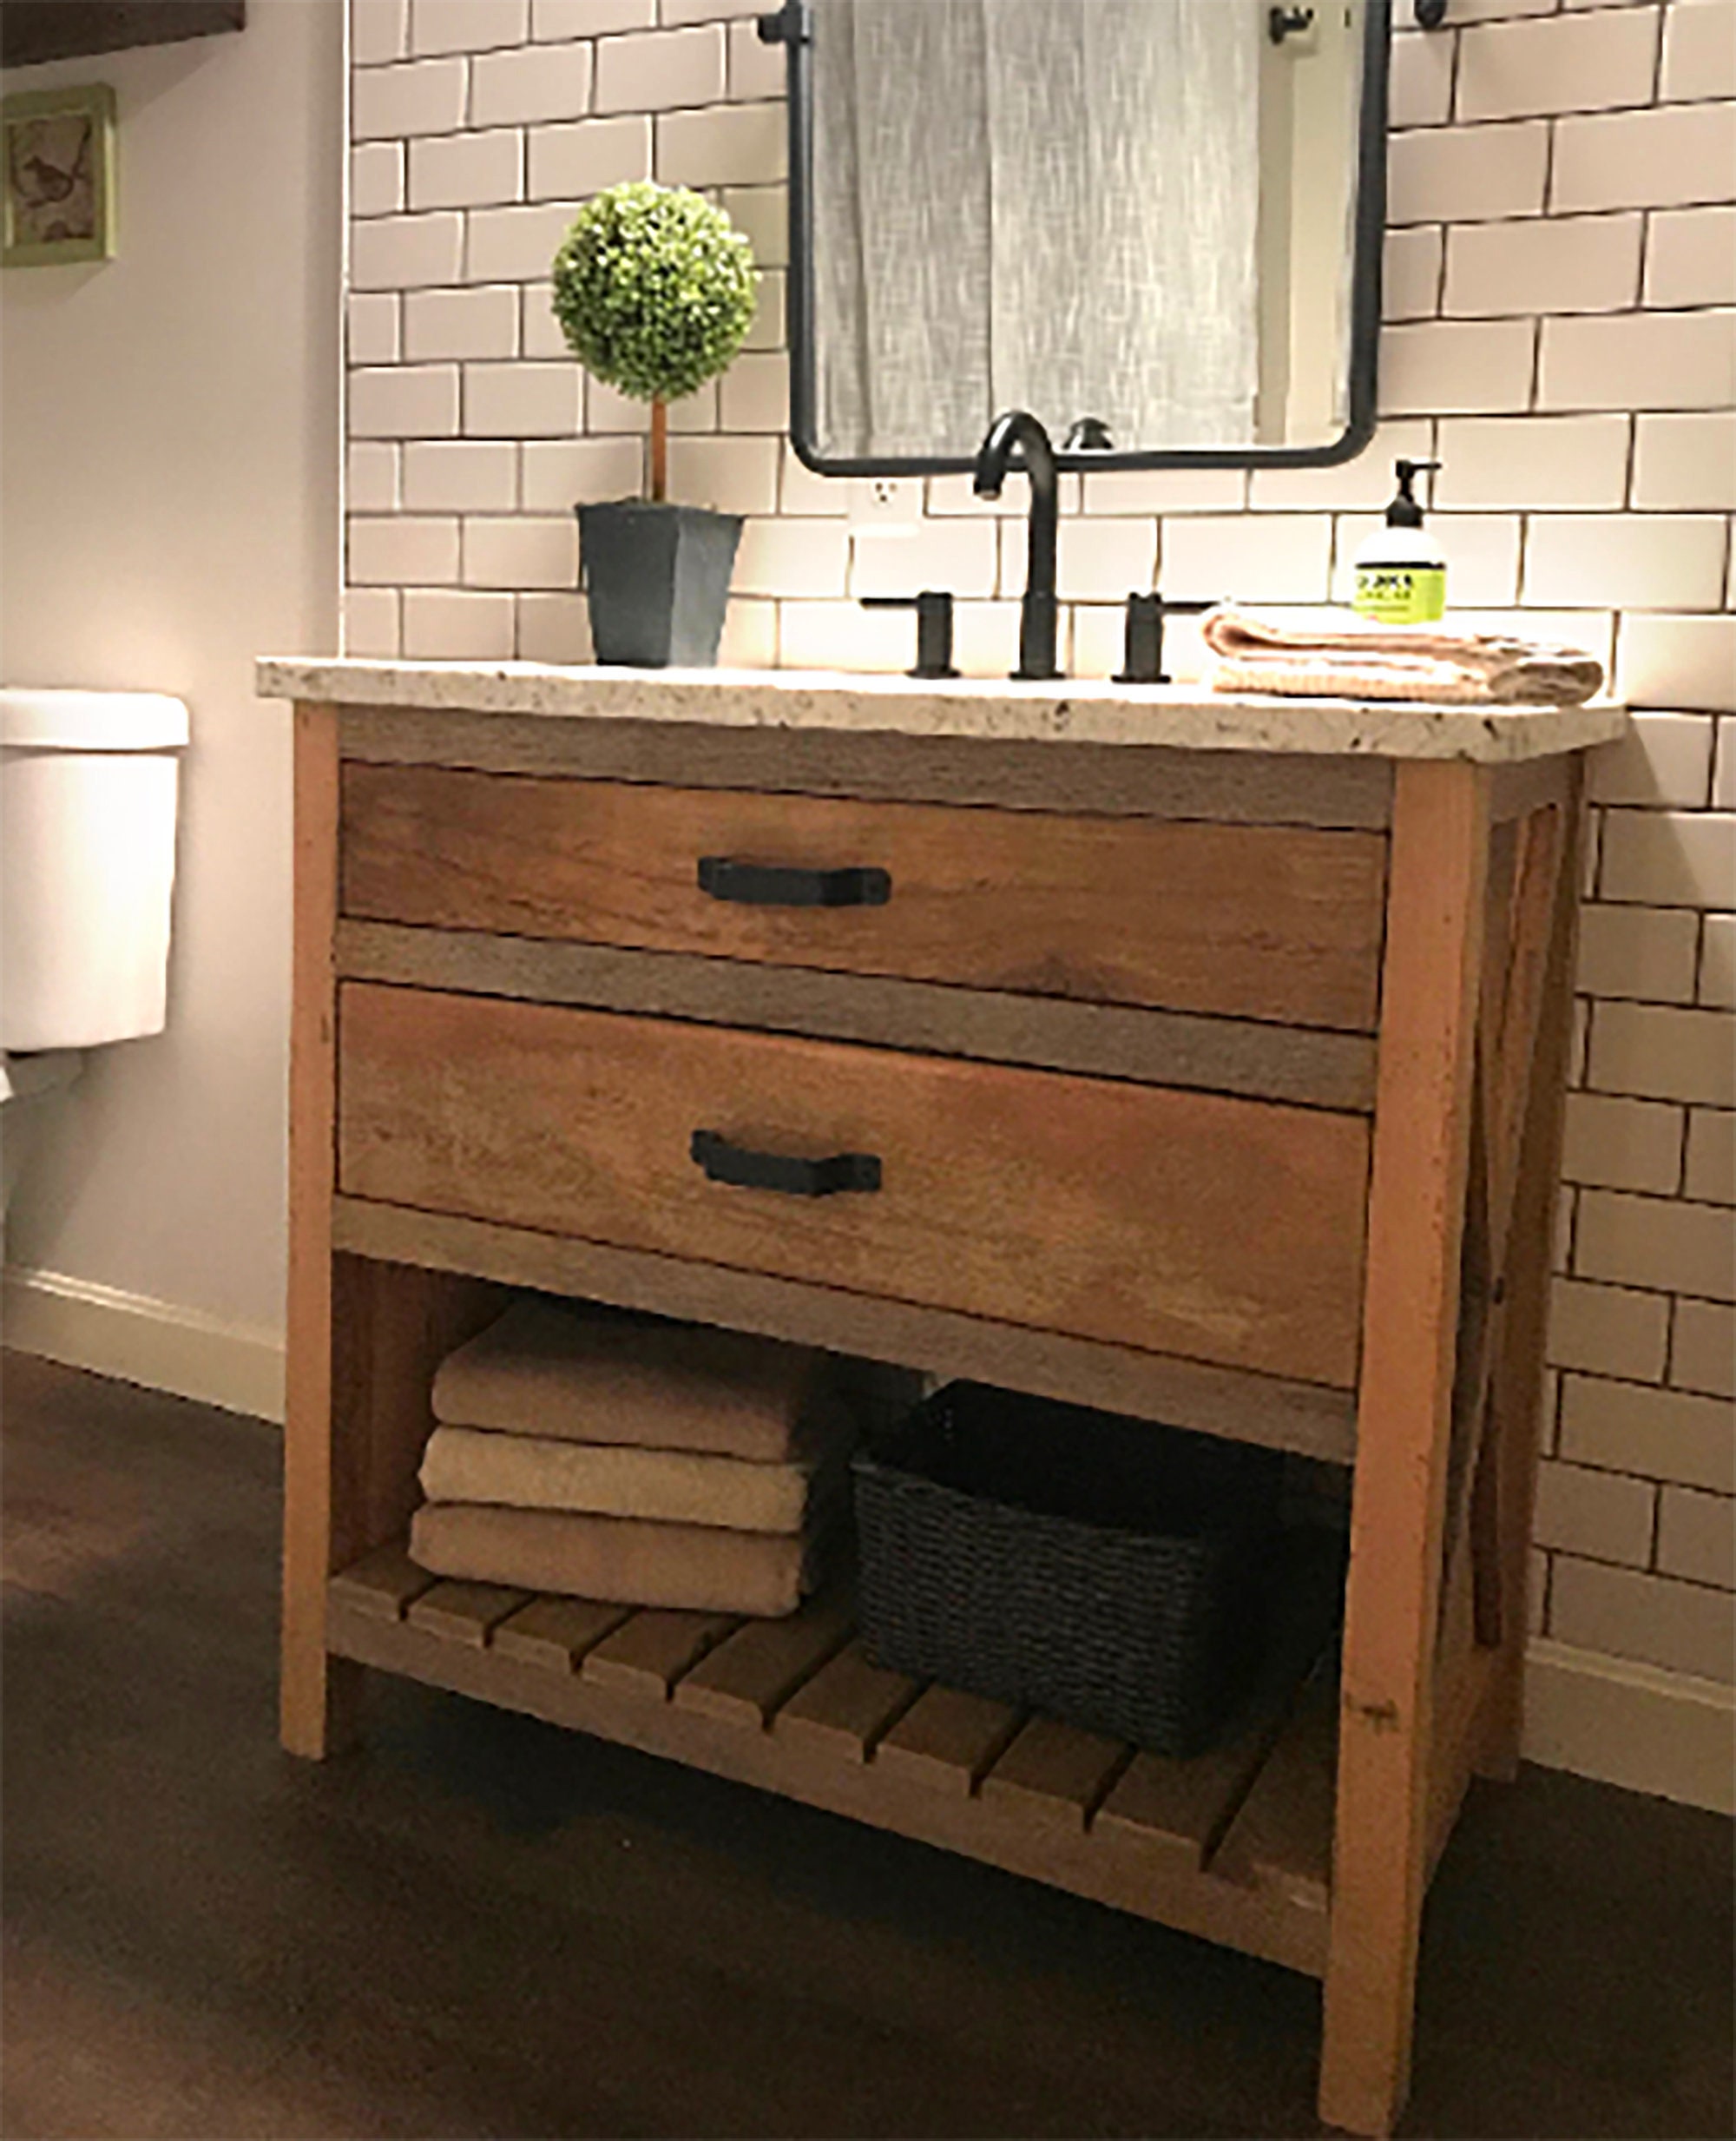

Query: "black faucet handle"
left=860, top=590, right=958, bottom=680
left=1114, top=591, right=1219, bottom=686
left=1062, top=416, right=1115, bottom=453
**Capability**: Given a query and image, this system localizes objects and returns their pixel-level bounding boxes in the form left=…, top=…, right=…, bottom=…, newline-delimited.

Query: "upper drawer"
left=340, top=765, right=1386, bottom=1032
left=337, top=983, right=1371, bottom=1389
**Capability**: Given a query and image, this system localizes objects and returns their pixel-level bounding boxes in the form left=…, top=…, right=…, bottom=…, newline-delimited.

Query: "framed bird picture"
left=3, top=82, right=115, bottom=267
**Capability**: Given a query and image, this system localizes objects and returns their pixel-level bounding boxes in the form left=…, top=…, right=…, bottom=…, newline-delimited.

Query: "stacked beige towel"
left=409, top=1301, right=852, bottom=1617
left=1202, top=605, right=1605, bottom=707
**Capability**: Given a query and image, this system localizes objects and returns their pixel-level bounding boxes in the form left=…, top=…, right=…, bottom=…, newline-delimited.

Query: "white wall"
left=1, top=0, right=343, bottom=1416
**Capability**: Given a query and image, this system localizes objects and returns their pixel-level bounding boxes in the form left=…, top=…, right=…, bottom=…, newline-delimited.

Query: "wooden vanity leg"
left=1476, top=769, right=1586, bottom=1781
left=279, top=705, right=509, bottom=1759
left=282, top=702, right=353, bottom=1759
left=1318, top=761, right=1490, bottom=2138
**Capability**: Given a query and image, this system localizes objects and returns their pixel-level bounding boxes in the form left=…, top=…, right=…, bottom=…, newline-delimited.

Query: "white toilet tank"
left=1, top=688, right=189, bottom=1051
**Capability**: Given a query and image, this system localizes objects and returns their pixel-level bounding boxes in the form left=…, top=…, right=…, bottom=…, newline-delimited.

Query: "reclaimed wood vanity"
left=260, top=655, right=1622, bottom=2137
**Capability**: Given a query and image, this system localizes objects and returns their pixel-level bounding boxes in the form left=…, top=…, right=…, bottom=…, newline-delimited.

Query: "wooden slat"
left=1438, top=809, right=1517, bottom=1608
left=327, top=1594, right=1333, bottom=1977
left=337, top=705, right=1396, bottom=829
left=1319, top=759, right=1490, bottom=2141
left=1215, top=1671, right=1338, bottom=1917
left=771, top=1639, right=923, bottom=1762
left=491, top=1596, right=631, bottom=1673
left=1488, top=749, right=1571, bottom=824
left=405, top=1580, right=532, bottom=1647
left=1476, top=775, right=1587, bottom=1776
left=1098, top=1742, right=1266, bottom=1881
left=326, top=1541, right=435, bottom=1623
left=674, top=1589, right=856, bottom=1729
left=1096, top=1532, right=1347, bottom=1875
left=338, top=921, right=1378, bottom=1113
left=1444, top=1098, right=1496, bottom=1594
left=1427, top=1644, right=1497, bottom=1881
left=1449, top=804, right=1567, bottom=1637
left=876, top=1685, right=1023, bottom=1795
left=338, top=984, right=1372, bottom=1389
left=332, top=1196, right=1360, bottom=1464
left=341, top=764, right=1387, bottom=1032
left=1484, top=807, right=1565, bottom=1262
left=980, top=1716, right=1130, bottom=1833
left=581, top=1610, right=738, bottom=1698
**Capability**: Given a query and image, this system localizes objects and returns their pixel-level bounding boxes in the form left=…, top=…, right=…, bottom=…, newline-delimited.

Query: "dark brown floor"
left=2, top=1350, right=1730, bottom=2141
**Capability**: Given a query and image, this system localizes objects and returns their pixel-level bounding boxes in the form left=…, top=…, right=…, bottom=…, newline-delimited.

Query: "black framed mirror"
left=763, top=0, right=1391, bottom=476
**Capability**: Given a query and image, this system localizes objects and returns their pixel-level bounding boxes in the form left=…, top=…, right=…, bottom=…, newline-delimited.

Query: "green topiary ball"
left=550, top=181, right=758, bottom=406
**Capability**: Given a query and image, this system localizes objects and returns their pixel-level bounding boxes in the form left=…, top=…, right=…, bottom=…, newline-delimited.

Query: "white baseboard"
left=2, top=1264, right=285, bottom=1424
left=1, top=1274, right=1726, bottom=1810
left=1523, top=1638, right=1734, bottom=1814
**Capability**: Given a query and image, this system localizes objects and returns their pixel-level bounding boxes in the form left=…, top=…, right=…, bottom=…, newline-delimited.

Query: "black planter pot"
left=576, top=499, right=743, bottom=668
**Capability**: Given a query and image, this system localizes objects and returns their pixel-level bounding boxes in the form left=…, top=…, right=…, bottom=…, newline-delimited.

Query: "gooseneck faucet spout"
left=974, top=409, right=1060, bottom=681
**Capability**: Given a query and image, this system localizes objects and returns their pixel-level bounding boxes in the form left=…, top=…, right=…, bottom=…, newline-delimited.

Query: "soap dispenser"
left=1353, top=458, right=1445, bottom=625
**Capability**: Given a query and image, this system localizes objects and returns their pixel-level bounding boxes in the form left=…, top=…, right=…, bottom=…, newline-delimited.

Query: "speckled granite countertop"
left=257, top=658, right=1627, bottom=763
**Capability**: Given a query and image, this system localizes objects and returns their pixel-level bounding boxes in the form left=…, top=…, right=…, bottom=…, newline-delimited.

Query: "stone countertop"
left=256, top=658, right=1627, bottom=764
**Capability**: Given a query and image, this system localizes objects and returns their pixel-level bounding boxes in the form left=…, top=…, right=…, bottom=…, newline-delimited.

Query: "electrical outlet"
left=848, top=476, right=923, bottom=535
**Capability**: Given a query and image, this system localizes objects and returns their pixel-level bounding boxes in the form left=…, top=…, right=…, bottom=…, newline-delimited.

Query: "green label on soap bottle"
left=1354, top=565, right=1446, bottom=625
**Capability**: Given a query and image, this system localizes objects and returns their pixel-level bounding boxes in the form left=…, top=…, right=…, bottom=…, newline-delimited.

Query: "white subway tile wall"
left=345, top=0, right=1736, bottom=1684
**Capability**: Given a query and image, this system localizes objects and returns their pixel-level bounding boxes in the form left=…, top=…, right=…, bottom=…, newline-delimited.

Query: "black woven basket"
left=852, top=1383, right=1283, bottom=1756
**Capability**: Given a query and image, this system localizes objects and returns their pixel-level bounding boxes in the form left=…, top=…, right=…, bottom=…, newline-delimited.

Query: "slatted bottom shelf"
left=327, top=1539, right=1340, bottom=1978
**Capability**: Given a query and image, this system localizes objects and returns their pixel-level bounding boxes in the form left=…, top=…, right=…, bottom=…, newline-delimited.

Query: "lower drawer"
left=337, top=984, right=1370, bottom=1389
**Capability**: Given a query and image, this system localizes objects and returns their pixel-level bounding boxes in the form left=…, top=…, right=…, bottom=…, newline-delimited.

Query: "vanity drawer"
left=340, top=764, right=1385, bottom=1032
left=337, top=983, right=1370, bottom=1388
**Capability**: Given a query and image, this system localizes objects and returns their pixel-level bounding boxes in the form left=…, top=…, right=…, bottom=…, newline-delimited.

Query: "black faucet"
left=974, top=409, right=1059, bottom=682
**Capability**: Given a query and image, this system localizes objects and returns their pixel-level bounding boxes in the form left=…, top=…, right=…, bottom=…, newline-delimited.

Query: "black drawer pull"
left=696, top=856, right=891, bottom=908
left=691, top=1129, right=882, bottom=1198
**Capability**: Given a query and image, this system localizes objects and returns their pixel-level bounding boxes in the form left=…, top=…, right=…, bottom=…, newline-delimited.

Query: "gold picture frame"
left=3, top=82, right=116, bottom=267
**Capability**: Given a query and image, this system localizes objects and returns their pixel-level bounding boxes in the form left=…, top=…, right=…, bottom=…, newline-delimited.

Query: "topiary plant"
left=551, top=181, right=758, bottom=504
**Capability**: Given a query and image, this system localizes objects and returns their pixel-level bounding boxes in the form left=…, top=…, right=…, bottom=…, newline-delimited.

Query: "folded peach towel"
left=418, top=1426, right=845, bottom=1534
left=432, top=1301, right=838, bottom=1462
left=409, top=1501, right=827, bottom=1616
left=1202, top=606, right=1604, bottom=707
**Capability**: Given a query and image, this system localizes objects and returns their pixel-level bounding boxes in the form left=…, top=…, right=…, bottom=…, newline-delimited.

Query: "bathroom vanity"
left=260, top=655, right=1621, bottom=2138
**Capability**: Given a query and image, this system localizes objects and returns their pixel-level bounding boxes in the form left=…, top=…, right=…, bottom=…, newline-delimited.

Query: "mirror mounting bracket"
left=757, top=2, right=808, bottom=45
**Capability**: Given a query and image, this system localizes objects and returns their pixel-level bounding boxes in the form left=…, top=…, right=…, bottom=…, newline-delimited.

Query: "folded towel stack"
left=409, top=1300, right=852, bottom=1617
left=1202, top=604, right=1605, bottom=707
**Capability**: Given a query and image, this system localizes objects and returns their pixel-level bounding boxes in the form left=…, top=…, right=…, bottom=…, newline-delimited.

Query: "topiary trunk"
left=650, top=399, right=668, bottom=503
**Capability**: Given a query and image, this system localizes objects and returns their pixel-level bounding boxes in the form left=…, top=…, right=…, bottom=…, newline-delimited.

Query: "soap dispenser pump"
left=1353, top=458, right=1445, bottom=625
